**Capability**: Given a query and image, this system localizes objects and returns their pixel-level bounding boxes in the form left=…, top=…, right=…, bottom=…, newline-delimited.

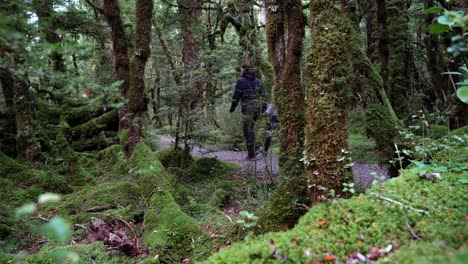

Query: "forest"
left=0, top=0, right=467, bottom=263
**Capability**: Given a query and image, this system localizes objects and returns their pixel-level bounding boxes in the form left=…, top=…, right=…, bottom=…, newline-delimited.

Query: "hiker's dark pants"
left=263, top=115, right=279, bottom=153
left=242, top=112, right=259, bottom=158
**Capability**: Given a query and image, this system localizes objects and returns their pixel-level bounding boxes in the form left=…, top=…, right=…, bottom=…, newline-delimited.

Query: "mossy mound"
left=173, top=158, right=240, bottom=218
left=257, top=175, right=309, bottom=232
left=206, top=170, right=467, bottom=263
left=155, top=146, right=194, bottom=169
left=184, top=157, right=239, bottom=182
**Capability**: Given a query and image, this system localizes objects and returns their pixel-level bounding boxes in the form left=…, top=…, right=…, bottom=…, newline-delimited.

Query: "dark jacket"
left=229, top=71, right=265, bottom=114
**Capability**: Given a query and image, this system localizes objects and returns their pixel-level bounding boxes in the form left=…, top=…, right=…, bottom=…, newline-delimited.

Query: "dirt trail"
left=156, top=136, right=388, bottom=189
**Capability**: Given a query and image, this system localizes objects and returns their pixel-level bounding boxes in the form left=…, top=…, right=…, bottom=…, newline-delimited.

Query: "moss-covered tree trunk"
left=368, top=0, right=412, bottom=120
left=305, top=0, right=353, bottom=205
left=258, top=0, right=307, bottom=231
left=13, top=76, right=38, bottom=162
left=266, top=0, right=285, bottom=95
left=178, top=0, right=203, bottom=151
left=103, top=0, right=130, bottom=98
left=123, top=0, right=153, bottom=156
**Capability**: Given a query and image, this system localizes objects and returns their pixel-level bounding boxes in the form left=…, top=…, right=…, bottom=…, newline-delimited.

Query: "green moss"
left=258, top=175, right=309, bottom=232
left=348, top=134, right=378, bottom=163
left=208, top=189, right=230, bottom=208
left=129, top=143, right=171, bottom=196
left=143, top=191, right=211, bottom=262
left=119, top=129, right=129, bottom=145
left=185, top=157, right=239, bottom=182
left=155, top=146, right=193, bottom=169
left=69, top=109, right=119, bottom=140
left=365, top=103, right=399, bottom=158
left=96, top=144, right=128, bottom=175
left=430, top=124, right=449, bottom=139
left=0, top=152, right=26, bottom=175
left=22, top=241, right=133, bottom=264
left=36, top=171, right=72, bottom=194
left=206, top=169, right=467, bottom=263
left=51, top=182, right=140, bottom=223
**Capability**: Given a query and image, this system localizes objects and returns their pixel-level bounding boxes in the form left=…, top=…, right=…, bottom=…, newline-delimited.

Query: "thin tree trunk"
left=123, top=0, right=153, bottom=156
left=266, top=0, right=286, bottom=97
left=103, top=0, right=130, bottom=97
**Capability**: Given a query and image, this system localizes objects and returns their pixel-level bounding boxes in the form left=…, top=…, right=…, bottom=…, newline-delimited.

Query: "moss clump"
left=208, top=189, right=230, bottom=208
left=430, top=125, right=449, bottom=139
left=205, top=169, right=467, bottom=263
left=51, top=182, right=140, bottom=223
left=96, top=144, right=128, bottom=175
left=36, top=171, right=73, bottom=194
left=185, top=157, right=238, bottom=182
left=155, top=146, right=193, bottom=169
left=0, top=152, right=26, bottom=175
left=143, top=191, right=211, bottom=263
left=258, top=175, right=309, bottom=232
left=129, top=143, right=171, bottom=196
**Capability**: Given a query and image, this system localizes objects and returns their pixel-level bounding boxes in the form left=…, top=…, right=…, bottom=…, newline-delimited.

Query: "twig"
left=34, top=216, right=50, bottom=222
left=73, top=223, right=89, bottom=231
left=295, top=203, right=311, bottom=210
left=116, top=218, right=142, bottom=253
left=404, top=214, right=422, bottom=240
left=85, top=204, right=116, bottom=213
left=214, top=209, right=233, bottom=223
left=370, top=192, right=429, bottom=215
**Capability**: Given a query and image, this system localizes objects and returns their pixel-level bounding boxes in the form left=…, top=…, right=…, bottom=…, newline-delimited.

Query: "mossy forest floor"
left=0, top=129, right=466, bottom=263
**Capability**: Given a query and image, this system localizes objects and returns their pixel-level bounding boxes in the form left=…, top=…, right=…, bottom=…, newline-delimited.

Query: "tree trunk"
left=266, top=0, right=286, bottom=96
left=123, top=0, right=153, bottom=156
left=306, top=0, right=353, bottom=205
left=33, top=0, right=66, bottom=73
left=13, top=76, right=38, bottom=162
left=258, top=0, right=307, bottom=232
left=103, top=0, right=130, bottom=97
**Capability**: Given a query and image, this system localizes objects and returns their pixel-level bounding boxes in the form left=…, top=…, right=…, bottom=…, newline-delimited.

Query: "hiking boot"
left=245, top=155, right=257, bottom=161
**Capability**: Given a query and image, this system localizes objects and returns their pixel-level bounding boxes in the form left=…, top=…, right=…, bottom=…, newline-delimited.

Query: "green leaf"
left=428, top=23, right=450, bottom=34
left=15, top=203, right=36, bottom=218
left=38, top=193, right=61, bottom=204
left=437, top=15, right=455, bottom=26
left=42, top=217, right=72, bottom=243
left=424, top=7, right=443, bottom=14
left=458, top=179, right=468, bottom=184
left=432, top=166, right=448, bottom=173
left=456, top=86, right=468, bottom=104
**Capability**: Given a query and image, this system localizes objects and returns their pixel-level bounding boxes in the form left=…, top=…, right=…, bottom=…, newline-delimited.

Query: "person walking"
left=257, top=103, right=279, bottom=157
left=229, top=64, right=265, bottom=161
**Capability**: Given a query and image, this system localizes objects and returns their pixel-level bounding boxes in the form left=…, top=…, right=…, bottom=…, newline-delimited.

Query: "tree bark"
left=123, top=0, right=153, bottom=156
left=103, top=0, right=130, bottom=97
left=306, top=0, right=353, bottom=205
left=259, top=0, right=307, bottom=231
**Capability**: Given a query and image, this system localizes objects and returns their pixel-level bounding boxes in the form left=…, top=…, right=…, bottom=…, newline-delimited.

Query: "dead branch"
left=370, top=192, right=429, bottom=215
left=404, top=214, right=422, bottom=240
left=295, top=203, right=311, bottom=210
left=214, top=209, right=233, bottom=223
left=85, top=204, right=116, bottom=213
